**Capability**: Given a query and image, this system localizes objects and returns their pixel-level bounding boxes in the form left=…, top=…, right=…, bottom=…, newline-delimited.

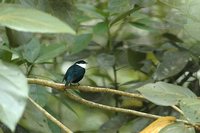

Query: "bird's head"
left=75, top=60, right=87, bottom=68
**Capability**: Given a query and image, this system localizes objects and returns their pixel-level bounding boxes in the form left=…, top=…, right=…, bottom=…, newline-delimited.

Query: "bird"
left=63, top=60, right=87, bottom=86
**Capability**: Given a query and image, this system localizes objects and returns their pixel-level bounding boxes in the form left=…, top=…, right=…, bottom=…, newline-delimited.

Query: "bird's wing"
left=65, top=65, right=78, bottom=83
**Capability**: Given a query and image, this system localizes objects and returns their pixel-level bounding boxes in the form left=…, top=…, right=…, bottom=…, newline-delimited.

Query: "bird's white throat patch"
left=77, top=63, right=86, bottom=68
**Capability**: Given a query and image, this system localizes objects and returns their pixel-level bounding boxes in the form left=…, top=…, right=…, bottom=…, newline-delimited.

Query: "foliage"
left=0, top=0, right=200, bottom=132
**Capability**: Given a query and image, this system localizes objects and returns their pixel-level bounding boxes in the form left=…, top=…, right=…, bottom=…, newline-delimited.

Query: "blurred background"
left=0, top=0, right=200, bottom=133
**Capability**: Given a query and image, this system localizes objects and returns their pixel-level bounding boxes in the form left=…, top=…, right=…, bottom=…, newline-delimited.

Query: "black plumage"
left=63, top=60, right=86, bottom=86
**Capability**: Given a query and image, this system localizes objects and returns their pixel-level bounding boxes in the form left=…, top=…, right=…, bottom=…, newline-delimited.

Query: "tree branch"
left=64, top=92, right=190, bottom=125
left=65, top=91, right=160, bottom=119
left=27, top=78, right=144, bottom=99
left=28, top=97, right=73, bottom=133
left=27, top=78, right=192, bottom=126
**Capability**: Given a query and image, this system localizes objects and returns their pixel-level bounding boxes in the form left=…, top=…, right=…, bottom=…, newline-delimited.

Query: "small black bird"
left=63, top=60, right=87, bottom=86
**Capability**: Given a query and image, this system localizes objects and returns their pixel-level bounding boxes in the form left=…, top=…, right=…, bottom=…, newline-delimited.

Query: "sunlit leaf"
left=137, top=82, right=196, bottom=106
left=0, top=4, right=75, bottom=34
left=0, top=61, right=28, bottom=131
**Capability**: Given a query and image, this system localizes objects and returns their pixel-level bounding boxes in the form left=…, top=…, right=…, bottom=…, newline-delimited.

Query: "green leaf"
left=97, top=53, right=115, bottom=68
left=19, top=101, right=52, bottom=133
left=22, top=38, right=40, bottom=63
left=127, top=49, right=146, bottom=70
left=153, top=51, right=190, bottom=80
left=99, top=114, right=130, bottom=133
left=137, top=82, right=196, bottom=106
left=5, top=28, right=33, bottom=47
left=0, top=61, right=28, bottom=131
left=0, top=48, right=12, bottom=62
left=108, top=0, right=133, bottom=15
left=29, top=85, right=48, bottom=107
left=109, top=5, right=140, bottom=26
left=93, top=22, right=108, bottom=45
left=44, top=106, right=61, bottom=133
left=160, top=123, right=195, bottom=133
left=71, top=33, right=92, bottom=54
left=36, top=43, right=66, bottom=63
left=135, top=0, right=157, bottom=7
left=119, top=118, right=152, bottom=133
left=76, top=4, right=105, bottom=19
left=0, top=4, right=75, bottom=34
left=160, top=0, right=200, bottom=41
left=180, top=98, right=200, bottom=124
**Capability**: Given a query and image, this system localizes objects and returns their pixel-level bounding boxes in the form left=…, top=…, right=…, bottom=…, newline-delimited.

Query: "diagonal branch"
left=65, top=91, right=160, bottom=119
left=28, top=97, right=73, bottom=133
left=64, top=92, right=190, bottom=125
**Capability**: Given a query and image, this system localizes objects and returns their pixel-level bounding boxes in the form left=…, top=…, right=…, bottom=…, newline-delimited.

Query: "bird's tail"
left=62, top=77, right=68, bottom=86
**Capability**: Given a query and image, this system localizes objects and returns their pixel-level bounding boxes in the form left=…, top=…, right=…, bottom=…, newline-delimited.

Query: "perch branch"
left=27, top=78, right=144, bottom=99
left=27, top=78, right=191, bottom=125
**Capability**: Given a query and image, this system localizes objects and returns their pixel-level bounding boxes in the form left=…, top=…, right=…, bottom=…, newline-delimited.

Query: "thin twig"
left=28, top=97, right=73, bottom=133
left=171, top=105, right=184, bottom=115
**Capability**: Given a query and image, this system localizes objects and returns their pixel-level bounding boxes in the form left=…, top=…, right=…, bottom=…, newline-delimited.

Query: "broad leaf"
left=36, top=43, right=66, bottom=63
left=19, top=101, right=52, bottom=133
left=0, top=4, right=75, bottom=34
left=99, top=114, right=130, bottom=133
left=0, top=61, right=29, bottom=131
left=97, top=53, right=115, bottom=68
left=119, top=118, right=152, bottom=133
left=93, top=22, right=108, bottom=45
left=137, top=82, right=196, bottom=106
left=160, top=0, right=200, bottom=41
left=127, top=49, right=146, bottom=70
left=108, top=0, right=133, bottom=15
left=76, top=4, right=105, bottom=19
left=180, top=98, right=200, bottom=124
left=160, top=123, right=195, bottom=133
left=22, top=38, right=40, bottom=63
left=71, top=33, right=92, bottom=54
left=0, top=48, right=12, bottom=61
left=29, top=85, right=48, bottom=107
left=153, top=51, right=189, bottom=80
